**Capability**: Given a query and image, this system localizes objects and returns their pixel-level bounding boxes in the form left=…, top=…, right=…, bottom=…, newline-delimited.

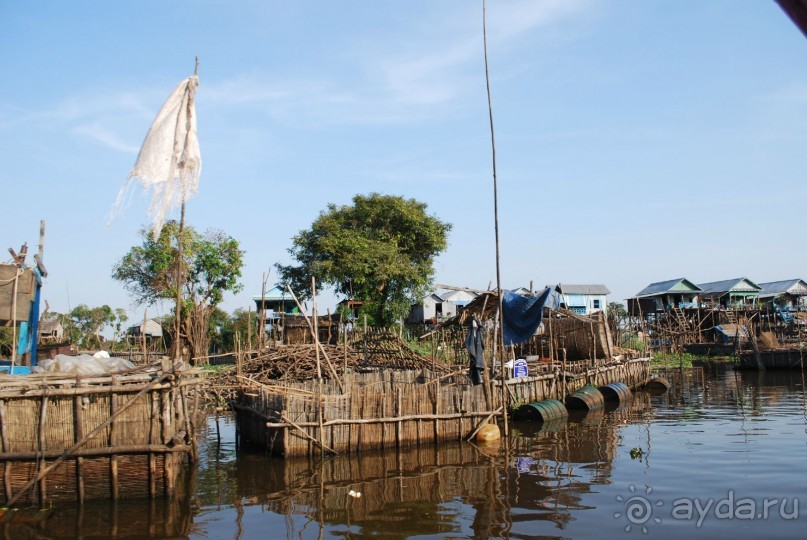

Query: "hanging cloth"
left=110, top=75, right=202, bottom=236
left=465, top=317, right=485, bottom=385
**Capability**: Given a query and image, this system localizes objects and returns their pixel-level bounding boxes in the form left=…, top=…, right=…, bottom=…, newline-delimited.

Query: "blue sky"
left=2, top=1, right=806, bottom=321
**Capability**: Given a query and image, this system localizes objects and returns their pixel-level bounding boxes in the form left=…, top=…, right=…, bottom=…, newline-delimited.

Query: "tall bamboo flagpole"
left=482, top=0, right=509, bottom=437
left=173, top=57, right=200, bottom=362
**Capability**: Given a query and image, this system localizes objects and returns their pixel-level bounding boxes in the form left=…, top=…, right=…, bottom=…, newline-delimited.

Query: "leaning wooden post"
left=285, top=286, right=344, bottom=391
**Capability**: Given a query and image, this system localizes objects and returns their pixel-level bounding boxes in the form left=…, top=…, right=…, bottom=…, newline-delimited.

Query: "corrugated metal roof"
left=634, top=278, right=701, bottom=297
left=252, top=286, right=294, bottom=302
left=556, top=283, right=610, bottom=295
left=698, top=278, right=762, bottom=295
left=758, top=279, right=807, bottom=297
left=440, top=289, right=478, bottom=302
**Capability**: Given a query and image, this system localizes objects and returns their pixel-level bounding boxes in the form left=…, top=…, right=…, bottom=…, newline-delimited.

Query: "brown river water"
left=3, top=364, right=807, bottom=539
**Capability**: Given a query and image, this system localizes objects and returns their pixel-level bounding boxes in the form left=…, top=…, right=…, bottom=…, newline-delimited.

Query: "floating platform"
left=736, top=349, right=807, bottom=370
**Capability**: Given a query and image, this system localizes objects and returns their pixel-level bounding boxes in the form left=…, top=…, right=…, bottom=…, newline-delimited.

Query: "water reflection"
left=0, top=496, right=193, bottom=539
left=4, top=366, right=807, bottom=538
left=191, top=390, right=656, bottom=539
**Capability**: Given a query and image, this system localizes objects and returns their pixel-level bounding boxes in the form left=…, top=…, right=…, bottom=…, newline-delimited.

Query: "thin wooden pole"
left=142, top=310, right=148, bottom=364
left=247, top=306, right=252, bottom=352
left=173, top=200, right=185, bottom=362
left=483, top=0, right=508, bottom=438
left=312, top=277, right=325, bottom=456
left=260, top=272, right=267, bottom=349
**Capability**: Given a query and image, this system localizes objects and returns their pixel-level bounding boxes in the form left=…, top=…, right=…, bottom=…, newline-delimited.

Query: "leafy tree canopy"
left=52, top=304, right=128, bottom=348
left=276, top=193, right=451, bottom=325
left=112, top=220, right=244, bottom=360
left=112, top=220, right=244, bottom=309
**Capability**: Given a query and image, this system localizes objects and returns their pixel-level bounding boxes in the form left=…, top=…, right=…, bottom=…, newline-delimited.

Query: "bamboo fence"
left=0, top=362, right=204, bottom=506
left=234, top=357, right=650, bottom=457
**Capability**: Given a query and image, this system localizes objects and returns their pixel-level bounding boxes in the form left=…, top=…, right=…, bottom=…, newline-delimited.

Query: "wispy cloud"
left=201, top=0, right=594, bottom=126
left=0, top=89, right=158, bottom=156
left=1, top=0, right=594, bottom=141
left=73, top=122, right=140, bottom=153
left=372, top=0, right=595, bottom=107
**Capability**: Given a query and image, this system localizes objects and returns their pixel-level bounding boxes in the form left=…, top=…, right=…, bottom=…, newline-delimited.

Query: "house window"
left=593, top=299, right=601, bottom=309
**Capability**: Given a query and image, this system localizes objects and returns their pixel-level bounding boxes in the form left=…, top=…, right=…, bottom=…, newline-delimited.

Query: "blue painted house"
left=554, top=284, right=610, bottom=315
left=697, top=278, right=762, bottom=308
left=628, top=278, right=703, bottom=315
left=757, top=279, right=807, bottom=310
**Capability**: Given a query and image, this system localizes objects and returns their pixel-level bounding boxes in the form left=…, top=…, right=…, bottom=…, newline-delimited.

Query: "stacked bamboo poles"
left=0, top=364, right=203, bottom=506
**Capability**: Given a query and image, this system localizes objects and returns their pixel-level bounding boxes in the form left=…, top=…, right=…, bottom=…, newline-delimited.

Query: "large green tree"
left=112, top=221, right=244, bottom=361
left=277, top=193, right=451, bottom=325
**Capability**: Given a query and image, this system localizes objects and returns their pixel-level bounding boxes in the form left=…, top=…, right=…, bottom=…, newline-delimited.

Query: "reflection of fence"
left=1, top=493, right=193, bottom=538
left=233, top=442, right=512, bottom=537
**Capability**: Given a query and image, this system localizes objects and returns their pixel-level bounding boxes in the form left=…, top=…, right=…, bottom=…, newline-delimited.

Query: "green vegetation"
left=403, top=336, right=435, bottom=359
left=276, top=193, right=451, bottom=326
left=113, top=221, right=244, bottom=361
left=651, top=352, right=734, bottom=367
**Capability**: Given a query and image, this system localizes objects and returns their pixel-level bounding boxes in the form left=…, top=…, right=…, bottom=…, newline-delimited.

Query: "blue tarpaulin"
left=502, top=288, right=562, bottom=345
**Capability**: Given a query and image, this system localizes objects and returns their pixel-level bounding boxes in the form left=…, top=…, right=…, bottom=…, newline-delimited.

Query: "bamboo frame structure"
left=0, top=363, right=204, bottom=505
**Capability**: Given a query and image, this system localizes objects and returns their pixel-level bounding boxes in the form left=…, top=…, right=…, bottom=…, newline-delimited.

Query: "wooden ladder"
left=671, top=307, right=690, bottom=331
left=725, top=310, right=737, bottom=325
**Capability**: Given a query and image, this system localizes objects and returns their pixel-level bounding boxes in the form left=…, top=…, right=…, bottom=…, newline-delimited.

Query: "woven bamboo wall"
left=545, top=313, right=610, bottom=361
left=235, top=358, right=651, bottom=458
left=236, top=369, right=493, bottom=457
left=0, top=367, right=203, bottom=505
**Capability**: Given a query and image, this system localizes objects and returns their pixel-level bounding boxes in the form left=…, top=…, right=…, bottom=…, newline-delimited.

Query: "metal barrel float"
left=564, top=386, right=604, bottom=411
left=598, top=382, right=632, bottom=404
left=513, top=399, right=568, bottom=422
left=645, top=376, right=671, bottom=393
